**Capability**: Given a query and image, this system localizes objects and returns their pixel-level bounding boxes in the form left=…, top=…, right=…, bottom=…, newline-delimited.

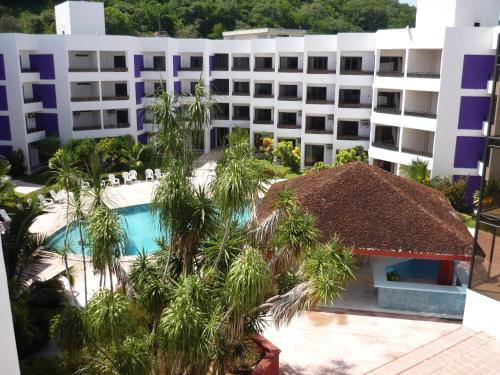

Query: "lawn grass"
left=457, top=212, right=476, bottom=229
left=16, top=168, right=51, bottom=186
left=255, top=159, right=301, bottom=179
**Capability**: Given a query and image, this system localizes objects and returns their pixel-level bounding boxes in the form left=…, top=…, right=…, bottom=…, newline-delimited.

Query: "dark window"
left=308, top=56, right=328, bottom=72
left=374, top=126, right=398, bottom=146
left=233, top=56, right=250, bottom=71
left=213, top=54, right=229, bottom=70
left=305, top=145, right=324, bottom=167
left=306, top=116, right=326, bottom=131
left=254, top=108, right=272, bottom=123
left=190, top=82, right=197, bottom=95
left=339, top=89, right=360, bottom=105
left=278, top=112, right=297, bottom=125
left=211, top=79, right=229, bottom=95
left=307, top=87, right=327, bottom=101
left=233, top=81, right=250, bottom=95
left=116, top=110, right=128, bottom=124
left=153, top=56, right=166, bottom=70
left=279, top=85, right=298, bottom=98
left=255, top=83, right=273, bottom=97
left=213, top=103, right=229, bottom=119
left=377, top=92, right=401, bottom=110
left=255, top=57, right=273, bottom=71
left=190, top=56, right=203, bottom=69
left=474, top=22, right=480, bottom=27
left=338, top=121, right=359, bottom=137
left=233, top=105, right=250, bottom=120
left=341, top=56, right=362, bottom=73
left=114, top=55, right=126, bottom=68
left=115, top=83, right=128, bottom=97
left=279, top=57, right=299, bottom=71
left=154, top=82, right=166, bottom=93
left=254, top=133, right=272, bottom=148
left=379, top=56, right=403, bottom=74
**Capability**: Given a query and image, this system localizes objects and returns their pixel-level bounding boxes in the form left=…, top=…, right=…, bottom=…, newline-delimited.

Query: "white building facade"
left=0, top=0, right=498, bottom=195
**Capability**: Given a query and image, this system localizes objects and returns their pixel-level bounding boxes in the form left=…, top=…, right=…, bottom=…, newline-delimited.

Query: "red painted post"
left=251, top=335, right=281, bottom=375
left=437, top=260, right=455, bottom=285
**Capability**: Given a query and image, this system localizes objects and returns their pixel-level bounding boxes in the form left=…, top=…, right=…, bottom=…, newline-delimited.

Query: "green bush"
left=312, top=161, right=332, bottom=171
left=6, top=149, right=26, bottom=176
left=38, top=136, right=61, bottom=163
left=334, top=146, right=367, bottom=166
left=228, top=126, right=250, bottom=146
left=273, top=141, right=301, bottom=173
left=430, top=176, right=468, bottom=213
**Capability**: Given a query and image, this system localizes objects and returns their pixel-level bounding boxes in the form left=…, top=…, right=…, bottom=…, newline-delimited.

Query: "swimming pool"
left=47, top=204, right=249, bottom=256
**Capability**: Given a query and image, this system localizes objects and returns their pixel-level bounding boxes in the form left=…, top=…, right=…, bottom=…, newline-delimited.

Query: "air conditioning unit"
left=361, top=120, right=370, bottom=128
left=327, top=115, right=335, bottom=121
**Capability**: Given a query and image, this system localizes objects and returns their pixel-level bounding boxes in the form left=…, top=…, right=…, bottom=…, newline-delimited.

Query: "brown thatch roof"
left=257, top=162, right=473, bottom=259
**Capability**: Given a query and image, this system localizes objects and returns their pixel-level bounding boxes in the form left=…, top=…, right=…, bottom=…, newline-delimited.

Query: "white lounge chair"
left=50, top=189, right=60, bottom=203
left=122, top=171, right=132, bottom=185
left=108, top=174, right=120, bottom=186
left=154, top=168, right=164, bottom=180
left=38, top=194, right=54, bottom=209
left=129, top=170, right=138, bottom=183
left=145, top=169, right=154, bottom=182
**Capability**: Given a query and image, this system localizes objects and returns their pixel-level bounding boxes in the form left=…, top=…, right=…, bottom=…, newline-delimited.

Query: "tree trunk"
left=214, top=219, right=231, bottom=269
left=78, top=222, right=88, bottom=306
left=108, top=263, right=114, bottom=293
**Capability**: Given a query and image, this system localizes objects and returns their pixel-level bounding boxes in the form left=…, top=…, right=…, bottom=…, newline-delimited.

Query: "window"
left=474, top=22, right=481, bottom=27
left=377, top=92, right=401, bottom=110
left=233, top=105, right=250, bottom=120
left=279, top=57, right=299, bottom=71
left=190, top=82, right=197, bottom=95
left=379, top=56, right=403, bottom=74
left=255, top=83, right=273, bottom=97
left=278, top=112, right=297, bottom=125
left=339, top=89, right=360, bottom=105
left=211, top=79, right=229, bottom=95
left=305, top=145, right=324, bottom=166
left=306, top=116, right=326, bottom=131
left=153, top=56, right=166, bottom=71
left=307, top=87, right=327, bottom=101
left=233, top=81, right=250, bottom=95
left=341, top=56, right=362, bottom=73
left=154, top=82, right=166, bottom=93
left=255, top=57, right=273, bottom=71
left=279, top=85, right=298, bottom=98
left=213, top=54, right=228, bottom=70
left=308, top=56, right=328, bottom=72
left=338, top=121, right=359, bottom=137
left=114, top=55, right=126, bottom=68
left=213, top=103, right=229, bottom=119
left=190, top=56, right=203, bottom=69
left=233, top=56, right=250, bottom=71
left=116, top=110, right=129, bottom=125
left=254, top=109, right=272, bottom=123
left=115, top=83, right=128, bottom=97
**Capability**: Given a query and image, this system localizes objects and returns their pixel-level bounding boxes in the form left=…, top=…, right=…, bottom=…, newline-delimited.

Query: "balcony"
left=407, top=72, right=440, bottom=79
left=104, top=122, right=130, bottom=129
left=23, top=98, right=41, bottom=104
left=371, top=141, right=398, bottom=151
left=254, top=84, right=274, bottom=98
left=278, top=96, right=302, bottom=101
left=277, top=123, right=301, bottom=129
left=232, top=56, right=250, bottom=71
left=254, top=57, right=274, bottom=72
left=71, top=96, right=100, bottom=102
left=404, top=91, right=438, bottom=120
left=233, top=105, right=250, bottom=121
left=74, top=124, right=102, bottom=131
left=374, top=107, right=402, bottom=115
left=407, top=49, right=442, bottom=80
left=377, top=71, right=404, bottom=77
left=254, top=119, right=273, bottom=125
left=210, top=79, right=229, bottom=95
left=338, top=102, right=371, bottom=109
left=102, top=95, right=129, bottom=101
left=212, top=103, right=230, bottom=120
left=401, top=147, right=433, bottom=158
left=404, top=110, right=437, bottom=119
left=26, top=124, right=45, bottom=134
left=68, top=51, right=98, bottom=72
left=142, top=54, right=166, bottom=71
left=212, top=54, right=229, bottom=71
left=337, top=120, right=369, bottom=140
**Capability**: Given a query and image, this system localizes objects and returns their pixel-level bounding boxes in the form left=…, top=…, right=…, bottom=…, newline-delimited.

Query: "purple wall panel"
left=173, top=55, right=181, bottom=77
left=174, top=81, right=181, bottom=95
left=138, top=133, right=147, bottom=144
left=453, top=136, right=485, bottom=168
left=29, top=54, right=55, bottom=80
left=35, top=113, right=59, bottom=136
left=33, top=84, right=57, bottom=108
left=0, top=86, right=7, bottom=110
left=135, top=82, right=145, bottom=105
left=0, top=116, right=11, bottom=140
left=458, top=96, right=490, bottom=130
left=134, top=55, right=144, bottom=78
left=136, top=108, right=144, bottom=131
left=0, top=55, right=5, bottom=80
left=461, top=55, right=495, bottom=89
left=0, top=145, right=13, bottom=156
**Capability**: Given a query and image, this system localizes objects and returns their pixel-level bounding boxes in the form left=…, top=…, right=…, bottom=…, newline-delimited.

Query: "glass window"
left=308, top=57, right=328, bottom=72
left=305, top=145, right=324, bottom=166
left=233, top=57, right=250, bottom=70
left=341, top=56, right=362, bottom=72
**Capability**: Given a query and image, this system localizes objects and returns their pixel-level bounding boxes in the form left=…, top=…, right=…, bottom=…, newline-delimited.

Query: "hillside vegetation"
left=0, top=0, right=415, bottom=38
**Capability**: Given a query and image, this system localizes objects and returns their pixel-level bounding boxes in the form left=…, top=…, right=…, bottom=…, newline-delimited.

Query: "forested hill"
left=0, top=0, right=416, bottom=38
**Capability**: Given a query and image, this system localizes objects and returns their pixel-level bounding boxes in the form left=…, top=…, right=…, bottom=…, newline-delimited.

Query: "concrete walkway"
left=11, top=179, right=43, bottom=195
left=263, top=311, right=460, bottom=375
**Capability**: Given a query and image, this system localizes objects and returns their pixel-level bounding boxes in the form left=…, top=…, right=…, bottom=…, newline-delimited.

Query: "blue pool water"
left=47, top=204, right=249, bottom=256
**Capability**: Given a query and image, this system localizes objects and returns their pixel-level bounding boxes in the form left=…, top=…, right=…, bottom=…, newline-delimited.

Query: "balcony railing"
left=305, top=128, right=334, bottom=134
left=376, top=71, right=404, bottom=77
left=73, top=124, right=102, bottom=131
left=371, top=141, right=399, bottom=151
left=374, top=107, right=402, bottom=115
left=404, top=110, right=437, bottom=119
left=254, top=93, right=274, bottom=98
left=337, top=135, right=369, bottom=141
left=69, top=68, right=98, bottom=72
left=233, top=91, right=250, bottom=96
left=401, top=147, right=433, bottom=158
left=102, top=95, right=129, bottom=101
left=26, top=125, right=45, bottom=134
left=407, top=72, right=440, bottom=79
left=253, top=119, right=273, bottom=125
left=100, top=67, right=128, bottom=72
left=104, top=122, right=130, bottom=129
left=71, top=96, right=100, bottom=102
left=277, top=123, right=301, bottom=129
left=232, top=66, right=250, bottom=71
left=254, top=67, right=275, bottom=72
left=307, top=68, right=336, bottom=74
left=23, top=98, right=42, bottom=104
left=338, top=103, right=372, bottom=109
left=306, top=99, right=335, bottom=105
left=340, top=69, right=374, bottom=75
left=278, top=68, right=303, bottom=73
left=278, top=96, right=302, bottom=101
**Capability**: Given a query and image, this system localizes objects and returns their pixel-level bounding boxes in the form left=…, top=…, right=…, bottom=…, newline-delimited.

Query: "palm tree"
left=87, top=205, right=127, bottom=292
left=400, top=158, right=430, bottom=185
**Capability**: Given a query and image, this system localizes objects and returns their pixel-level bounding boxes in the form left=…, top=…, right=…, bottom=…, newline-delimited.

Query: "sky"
left=399, top=0, right=417, bottom=5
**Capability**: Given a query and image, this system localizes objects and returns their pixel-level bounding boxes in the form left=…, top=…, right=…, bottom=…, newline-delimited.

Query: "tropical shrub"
left=38, top=136, right=61, bottom=163
left=400, top=158, right=430, bottom=185
left=274, top=141, right=301, bottom=173
left=430, top=176, right=468, bottom=212
left=6, top=148, right=26, bottom=176
left=334, top=146, right=368, bottom=166
left=260, top=136, right=274, bottom=160
left=312, top=161, right=332, bottom=171
left=473, top=179, right=500, bottom=209
left=228, top=126, right=250, bottom=146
